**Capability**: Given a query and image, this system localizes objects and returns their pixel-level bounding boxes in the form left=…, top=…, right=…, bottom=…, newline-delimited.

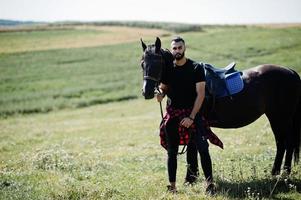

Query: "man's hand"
left=155, top=93, right=165, bottom=102
left=180, top=117, right=194, bottom=128
left=156, top=83, right=168, bottom=102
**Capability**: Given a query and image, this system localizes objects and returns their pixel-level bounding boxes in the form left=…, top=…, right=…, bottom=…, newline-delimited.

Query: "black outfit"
left=161, top=59, right=213, bottom=183
left=162, top=59, right=204, bottom=109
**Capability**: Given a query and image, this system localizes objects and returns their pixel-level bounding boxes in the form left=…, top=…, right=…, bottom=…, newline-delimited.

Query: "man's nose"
left=173, top=49, right=180, bottom=53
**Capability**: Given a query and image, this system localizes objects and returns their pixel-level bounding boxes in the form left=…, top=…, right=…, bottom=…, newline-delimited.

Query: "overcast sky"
left=1, top=0, right=301, bottom=24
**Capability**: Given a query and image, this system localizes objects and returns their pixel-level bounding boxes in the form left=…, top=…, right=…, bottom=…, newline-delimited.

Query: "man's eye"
left=172, top=46, right=182, bottom=50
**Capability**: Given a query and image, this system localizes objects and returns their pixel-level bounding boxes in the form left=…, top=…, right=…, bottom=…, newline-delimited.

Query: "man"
left=156, top=36, right=216, bottom=194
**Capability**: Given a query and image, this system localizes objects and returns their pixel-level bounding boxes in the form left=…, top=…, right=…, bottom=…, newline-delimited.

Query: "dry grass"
left=70, top=25, right=171, bottom=47
left=252, top=23, right=301, bottom=29
left=0, top=25, right=170, bottom=53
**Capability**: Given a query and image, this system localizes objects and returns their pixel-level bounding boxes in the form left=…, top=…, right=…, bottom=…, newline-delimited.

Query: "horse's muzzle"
left=142, top=79, right=156, bottom=99
left=142, top=91, right=154, bottom=99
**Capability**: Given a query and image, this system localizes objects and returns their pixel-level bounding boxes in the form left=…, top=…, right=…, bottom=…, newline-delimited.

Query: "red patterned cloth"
left=159, top=106, right=223, bottom=150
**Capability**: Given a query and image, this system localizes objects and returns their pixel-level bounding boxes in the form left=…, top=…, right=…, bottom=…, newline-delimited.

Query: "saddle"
left=204, top=62, right=244, bottom=98
left=205, top=62, right=236, bottom=77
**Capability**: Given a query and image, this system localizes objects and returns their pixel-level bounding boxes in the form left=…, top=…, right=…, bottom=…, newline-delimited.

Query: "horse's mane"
left=161, top=48, right=174, bottom=69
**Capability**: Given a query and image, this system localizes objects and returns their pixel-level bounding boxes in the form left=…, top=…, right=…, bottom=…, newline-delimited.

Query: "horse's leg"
left=284, top=147, right=293, bottom=174
left=266, top=115, right=285, bottom=175
left=272, top=138, right=285, bottom=175
left=267, top=114, right=295, bottom=175
left=283, top=120, right=294, bottom=174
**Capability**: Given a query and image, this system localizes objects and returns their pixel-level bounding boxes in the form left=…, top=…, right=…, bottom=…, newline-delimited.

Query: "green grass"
left=170, top=26, right=301, bottom=69
left=0, top=42, right=141, bottom=117
left=1, top=99, right=301, bottom=199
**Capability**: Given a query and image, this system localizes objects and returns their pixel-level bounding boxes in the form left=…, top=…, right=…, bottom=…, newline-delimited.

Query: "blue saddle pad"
left=217, top=72, right=244, bottom=97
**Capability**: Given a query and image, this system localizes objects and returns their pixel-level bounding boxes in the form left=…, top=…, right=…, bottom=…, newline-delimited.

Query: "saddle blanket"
left=217, top=72, right=244, bottom=97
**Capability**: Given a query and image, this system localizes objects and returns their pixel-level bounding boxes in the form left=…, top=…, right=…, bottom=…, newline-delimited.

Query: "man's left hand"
left=180, top=117, right=194, bottom=128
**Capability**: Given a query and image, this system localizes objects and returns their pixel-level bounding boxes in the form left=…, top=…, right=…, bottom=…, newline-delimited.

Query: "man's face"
left=171, top=41, right=185, bottom=60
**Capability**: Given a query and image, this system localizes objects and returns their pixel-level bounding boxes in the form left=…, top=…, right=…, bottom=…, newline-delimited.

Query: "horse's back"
left=243, top=64, right=300, bottom=116
left=243, top=64, right=300, bottom=82
left=206, top=64, right=300, bottom=128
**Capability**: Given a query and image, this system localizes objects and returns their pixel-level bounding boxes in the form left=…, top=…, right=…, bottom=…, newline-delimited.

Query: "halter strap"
left=144, top=76, right=160, bottom=82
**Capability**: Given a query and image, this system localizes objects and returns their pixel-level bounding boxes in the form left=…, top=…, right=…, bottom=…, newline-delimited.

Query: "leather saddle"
left=205, top=62, right=236, bottom=78
left=204, top=62, right=244, bottom=98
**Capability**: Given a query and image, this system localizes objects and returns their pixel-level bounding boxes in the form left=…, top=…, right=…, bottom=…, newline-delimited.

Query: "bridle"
left=143, top=75, right=160, bottom=83
left=142, top=50, right=164, bottom=84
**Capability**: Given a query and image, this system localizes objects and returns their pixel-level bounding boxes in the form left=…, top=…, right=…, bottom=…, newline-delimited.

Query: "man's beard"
left=174, top=52, right=185, bottom=60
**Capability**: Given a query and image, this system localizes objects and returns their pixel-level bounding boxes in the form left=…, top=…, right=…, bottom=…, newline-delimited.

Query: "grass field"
left=1, top=99, right=301, bottom=199
left=1, top=25, right=300, bottom=118
left=0, top=25, right=170, bottom=54
left=1, top=23, right=301, bottom=199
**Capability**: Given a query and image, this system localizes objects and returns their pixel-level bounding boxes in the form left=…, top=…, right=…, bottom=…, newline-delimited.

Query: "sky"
left=0, top=0, right=301, bottom=24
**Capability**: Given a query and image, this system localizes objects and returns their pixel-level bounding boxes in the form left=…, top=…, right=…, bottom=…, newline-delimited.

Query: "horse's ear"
left=141, top=38, right=147, bottom=52
left=155, top=37, right=161, bottom=52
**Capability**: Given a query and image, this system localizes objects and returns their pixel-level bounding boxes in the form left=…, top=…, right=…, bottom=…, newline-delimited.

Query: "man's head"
left=171, top=36, right=186, bottom=60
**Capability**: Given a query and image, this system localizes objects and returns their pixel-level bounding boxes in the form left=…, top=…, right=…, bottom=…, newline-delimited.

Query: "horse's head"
left=140, top=37, right=164, bottom=99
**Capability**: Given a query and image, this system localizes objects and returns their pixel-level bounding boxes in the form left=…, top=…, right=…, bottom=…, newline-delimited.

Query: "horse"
left=140, top=37, right=301, bottom=175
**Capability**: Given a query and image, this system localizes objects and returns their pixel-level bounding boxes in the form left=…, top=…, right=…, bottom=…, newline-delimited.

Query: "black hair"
left=171, top=36, right=185, bottom=44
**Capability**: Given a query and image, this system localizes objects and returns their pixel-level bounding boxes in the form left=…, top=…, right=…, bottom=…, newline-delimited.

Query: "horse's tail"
left=293, top=72, right=301, bottom=164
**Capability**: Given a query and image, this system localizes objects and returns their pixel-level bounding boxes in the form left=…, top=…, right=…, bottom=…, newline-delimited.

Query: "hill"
left=0, top=19, right=38, bottom=26
left=0, top=24, right=300, bottom=118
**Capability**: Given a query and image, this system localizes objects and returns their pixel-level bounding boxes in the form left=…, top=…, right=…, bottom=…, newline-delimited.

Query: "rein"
left=144, top=76, right=160, bottom=82
left=155, top=85, right=188, bottom=155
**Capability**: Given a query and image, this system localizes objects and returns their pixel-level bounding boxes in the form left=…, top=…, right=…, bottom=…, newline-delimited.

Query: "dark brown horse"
left=140, top=37, right=301, bottom=175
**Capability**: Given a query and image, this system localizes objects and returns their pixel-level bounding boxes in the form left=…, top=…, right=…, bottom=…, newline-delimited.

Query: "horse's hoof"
left=271, top=168, right=280, bottom=176
left=282, top=166, right=291, bottom=176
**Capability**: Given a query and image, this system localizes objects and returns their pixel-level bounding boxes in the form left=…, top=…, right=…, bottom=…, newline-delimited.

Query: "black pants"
left=166, top=114, right=213, bottom=183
